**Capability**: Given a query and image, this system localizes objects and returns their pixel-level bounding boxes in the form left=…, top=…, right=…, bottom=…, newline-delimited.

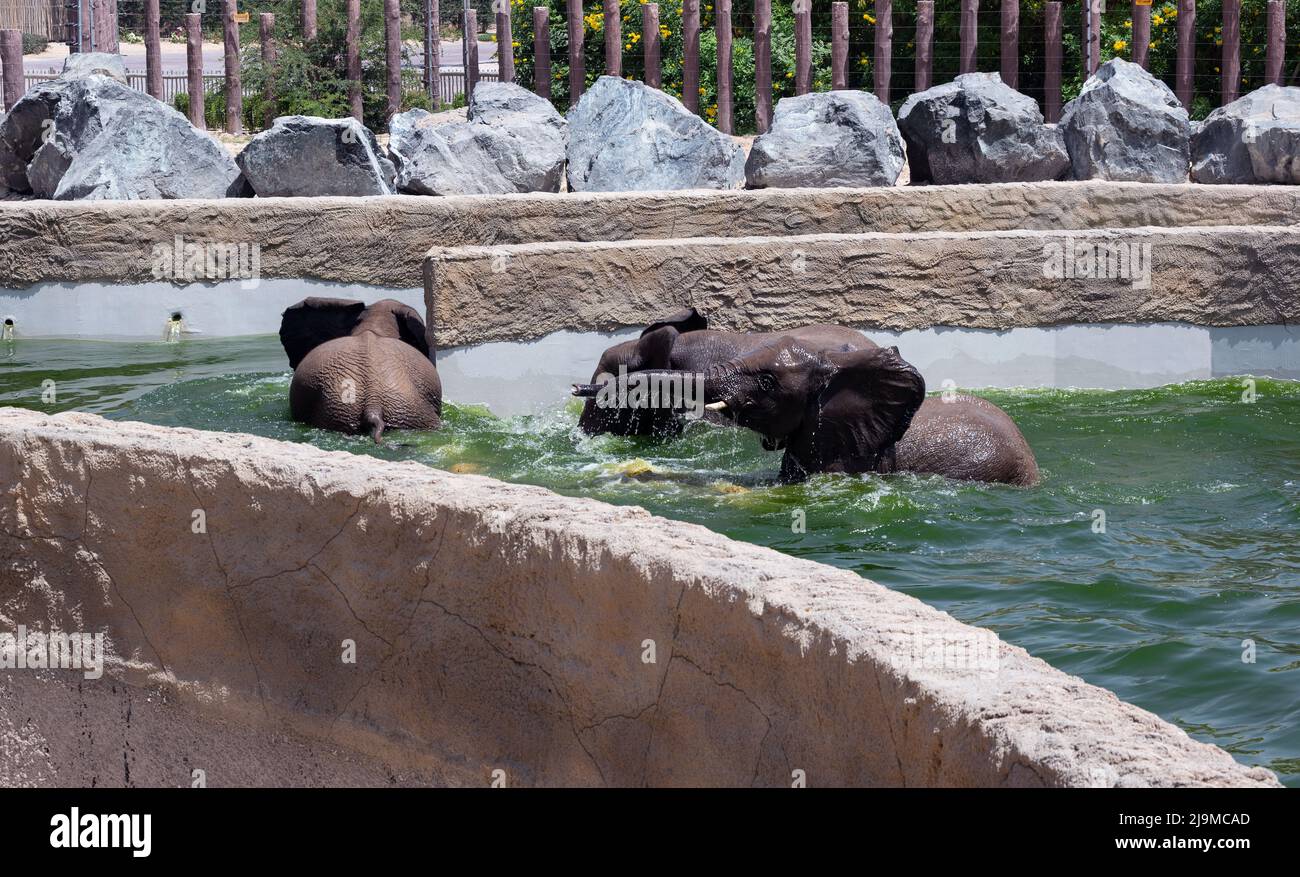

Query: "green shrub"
left=21, top=32, right=49, bottom=55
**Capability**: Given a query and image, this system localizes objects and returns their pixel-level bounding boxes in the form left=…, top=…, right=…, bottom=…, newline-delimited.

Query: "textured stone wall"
left=0, top=408, right=1279, bottom=787
left=4, top=182, right=1300, bottom=289
left=426, top=225, right=1300, bottom=345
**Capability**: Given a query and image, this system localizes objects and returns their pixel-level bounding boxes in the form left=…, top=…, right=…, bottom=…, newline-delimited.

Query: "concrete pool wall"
left=0, top=407, right=1280, bottom=787
left=5, top=182, right=1300, bottom=291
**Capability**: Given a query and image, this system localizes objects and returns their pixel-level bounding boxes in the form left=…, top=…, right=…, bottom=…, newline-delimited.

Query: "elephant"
left=279, top=297, right=441, bottom=442
left=574, top=307, right=870, bottom=438
left=573, top=311, right=1038, bottom=486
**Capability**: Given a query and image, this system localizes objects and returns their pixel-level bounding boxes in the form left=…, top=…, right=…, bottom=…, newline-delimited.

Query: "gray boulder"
left=389, top=82, right=567, bottom=195
left=53, top=107, right=240, bottom=200
left=1061, top=58, right=1190, bottom=183
left=567, top=76, right=745, bottom=192
left=897, top=72, right=1068, bottom=184
left=236, top=116, right=395, bottom=197
left=745, top=90, right=905, bottom=188
left=1191, top=84, right=1300, bottom=184
left=0, top=74, right=161, bottom=196
left=61, top=52, right=129, bottom=84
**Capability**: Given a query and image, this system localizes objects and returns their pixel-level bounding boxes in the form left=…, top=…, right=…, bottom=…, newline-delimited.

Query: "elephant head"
left=279, top=297, right=441, bottom=442
left=575, top=307, right=710, bottom=436
left=698, top=337, right=926, bottom=481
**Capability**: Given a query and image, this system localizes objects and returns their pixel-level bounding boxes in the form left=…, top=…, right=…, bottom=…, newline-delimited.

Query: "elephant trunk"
left=700, top=361, right=740, bottom=410
left=362, top=407, right=385, bottom=444
left=571, top=369, right=708, bottom=409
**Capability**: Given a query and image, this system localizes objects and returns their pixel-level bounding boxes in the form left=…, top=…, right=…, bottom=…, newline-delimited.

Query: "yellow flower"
left=512, top=41, right=519, bottom=47
left=1150, top=39, right=1159, bottom=48
left=1113, top=39, right=1126, bottom=51
left=1153, top=15, right=1163, bottom=25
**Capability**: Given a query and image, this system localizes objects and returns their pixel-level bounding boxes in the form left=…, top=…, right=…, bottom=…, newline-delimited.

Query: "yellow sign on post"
left=1135, top=0, right=1152, bottom=6
left=233, top=12, right=250, bottom=22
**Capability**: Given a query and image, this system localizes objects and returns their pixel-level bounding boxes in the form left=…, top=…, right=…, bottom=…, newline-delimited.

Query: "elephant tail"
left=362, top=407, right=385, bottom=444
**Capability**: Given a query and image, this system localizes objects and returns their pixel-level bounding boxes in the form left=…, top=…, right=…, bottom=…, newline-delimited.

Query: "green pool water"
left=3, top=336, right=1299, bottom=786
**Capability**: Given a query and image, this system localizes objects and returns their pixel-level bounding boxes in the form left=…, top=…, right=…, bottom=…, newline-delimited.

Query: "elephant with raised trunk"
left=280, top=297, right=441, bottom=443
left=574, top=310, right=1039, bottom=486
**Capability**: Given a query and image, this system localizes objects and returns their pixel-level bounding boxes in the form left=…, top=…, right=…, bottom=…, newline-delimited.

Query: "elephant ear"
left=812, top=346, right=926, bottom=465
left=389, top=301, right=435, bottom=363
left=279, top=297, right=366, bottom=369
left=630, top=325, right=681, bottom=370
left=640, top=307, right=707, bottom=338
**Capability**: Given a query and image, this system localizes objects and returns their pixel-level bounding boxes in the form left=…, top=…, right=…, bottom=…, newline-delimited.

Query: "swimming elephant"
left=574, top=314, right=1038, bottom=486
left=575, top=307, right=870, bottom=437
left=279, top=297, right=441, bottom=442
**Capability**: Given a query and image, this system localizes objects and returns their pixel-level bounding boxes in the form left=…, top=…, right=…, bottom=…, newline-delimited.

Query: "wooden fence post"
left=303, top=0, right=317, bottom=42
left=1266, top=0, right=1285, bottom=86
left=874, top=0, right=891, bottom=103
left=960, top=0, right=977, bottom=74
left=717, top=0, right=733, bottom=133
left=185, top=14, right=204, bottom=127
left=260, top=14, right=276, bottom=128
left=1176, top=0, right=1195, bottom=108
left=1085, top=0, right=1100, bottom=76
left=1044, top=1, right=1061, bottom=122
left=1222, top=0, right=1240, bottom=104
left=144, top=0, right=162, bottom=99
left=223, top=0, right=242, bottom=134
left=466, top=9, right=480, bottom=102
left=605, top=0, right=621, bottom=77
left=795, top=0, right=812, bottom=95
left=0, top=30, right=22, bottom=112
left=425, top=0, right=440, bottom=106
left=386, top=0, right=402, bottom=115
left=1133, top=1, right=1151, bottom=69
left=347, top=0, right=362, bottom=119
left=683, top=0, right=700, bottom=111
left=915, top=0, right=933, bottom=92
left=831, top=1, right=848, bottom=89
left=644, top=4, right=662, bottom=88
left=498, top=6, right=514, bottom=82
left=755, top=0, right=771, bottom=131
left=1000, top=0, right=1018, bottom=89
left=567, top=0, right=584, bottom=103
left=534, top=6, right=551, bottom=99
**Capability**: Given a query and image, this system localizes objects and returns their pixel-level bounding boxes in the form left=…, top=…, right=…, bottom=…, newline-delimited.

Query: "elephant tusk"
left=704, top=401, right=728, bottom=411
